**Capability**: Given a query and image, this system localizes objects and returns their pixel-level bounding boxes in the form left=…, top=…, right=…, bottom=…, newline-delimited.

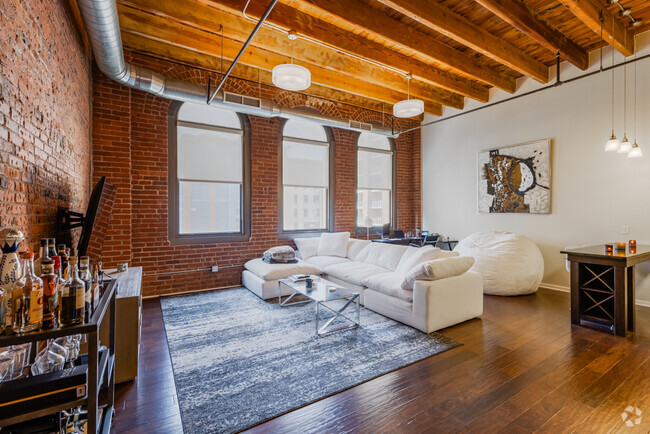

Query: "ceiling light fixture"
left=628, top=51, right=642, bottom=158
left=604, top=16, right=620, bottom=151
left=618, top=32, right=632, bottom=154
left=272, top=30, right=311, bottom=91
left=393, top=74, right=424, bottom=118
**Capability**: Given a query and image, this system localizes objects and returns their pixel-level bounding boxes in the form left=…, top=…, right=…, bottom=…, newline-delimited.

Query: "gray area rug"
left=160, top=288, right=460, bottom=433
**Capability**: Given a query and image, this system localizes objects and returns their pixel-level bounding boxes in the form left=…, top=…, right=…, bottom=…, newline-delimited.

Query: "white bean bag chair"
left=454, top=231, right=543, bottom=296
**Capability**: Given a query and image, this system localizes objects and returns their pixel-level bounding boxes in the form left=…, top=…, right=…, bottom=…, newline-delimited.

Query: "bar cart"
left=0, top=278, right=117, bottom=433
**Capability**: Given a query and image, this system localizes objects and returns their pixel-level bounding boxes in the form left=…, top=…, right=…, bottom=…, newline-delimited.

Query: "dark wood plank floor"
left=113, top=289, right=650, bottom=433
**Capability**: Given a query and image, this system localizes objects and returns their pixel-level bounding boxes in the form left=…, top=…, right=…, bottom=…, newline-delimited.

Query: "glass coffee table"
left=278, top=275, right=360, bottom=337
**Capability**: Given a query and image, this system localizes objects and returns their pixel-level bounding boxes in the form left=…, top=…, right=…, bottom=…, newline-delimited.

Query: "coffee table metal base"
left=315, top=295, right=360, bottom=337
left=278, top=280, right=360, bottom=337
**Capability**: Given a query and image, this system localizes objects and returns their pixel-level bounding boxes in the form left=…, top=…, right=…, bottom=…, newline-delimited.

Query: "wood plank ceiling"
left=114, top=0, right=650, bottom=117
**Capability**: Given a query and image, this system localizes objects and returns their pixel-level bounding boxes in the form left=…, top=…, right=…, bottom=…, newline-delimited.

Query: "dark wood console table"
left=562, top=244, right=650, bottom=337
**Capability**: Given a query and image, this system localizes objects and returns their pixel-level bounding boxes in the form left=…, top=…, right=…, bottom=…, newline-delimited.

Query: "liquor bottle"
left=65, top=248, right=72, bottom=279
left=79, top=256, right=92, bottom=323
left=41, top=249, right=59, bottom=330
left=34, top=238, right=48, bottom=275
left=91, top=263, right=100, bottom=314
left=1, top=228, right=24, bottom=331
left=12, top=252, right=43, bottom=333
left=60, top=256, right=84, bottom=327
left=47, top=238, right=57, bottom=259
left=58, top=244, right=69, bottom=281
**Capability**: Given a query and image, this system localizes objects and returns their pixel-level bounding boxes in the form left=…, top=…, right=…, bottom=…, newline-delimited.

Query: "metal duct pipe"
left=77, top=0, right=400, bottom=137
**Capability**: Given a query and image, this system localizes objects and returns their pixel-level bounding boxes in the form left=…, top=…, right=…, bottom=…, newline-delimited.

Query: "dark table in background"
left=371, top=237, right=421, bottom=246
left=436, top=240, right=458, bottom=251
left=561, top=244, right=650, bottom=337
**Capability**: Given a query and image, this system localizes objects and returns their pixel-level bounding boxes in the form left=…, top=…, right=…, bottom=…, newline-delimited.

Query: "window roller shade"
left=177, top=127, right=243, bottom=183
left=282, top=141, right=329, bottom=188
left=357, top=150, right=391, bottom=190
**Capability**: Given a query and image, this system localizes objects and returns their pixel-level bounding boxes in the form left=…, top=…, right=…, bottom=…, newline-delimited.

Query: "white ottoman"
left=242, top=258, right=322, bottom=300
left=454, top=231, right=544, bottom=296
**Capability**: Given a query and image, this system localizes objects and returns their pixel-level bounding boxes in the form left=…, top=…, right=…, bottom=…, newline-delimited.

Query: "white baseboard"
left=143, top=284, right=240, bottom=299
left=539, top=283, right=569, bottom=293
left=539, top=282, right=650, bottom=308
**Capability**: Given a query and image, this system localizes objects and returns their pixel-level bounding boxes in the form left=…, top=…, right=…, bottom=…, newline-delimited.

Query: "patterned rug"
left=160, top=288, right=460, bottom=433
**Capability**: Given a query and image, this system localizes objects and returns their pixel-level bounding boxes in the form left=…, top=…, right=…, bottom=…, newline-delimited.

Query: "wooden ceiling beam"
left=120, top=33, right=425, bottom=119
left=475, top=0, right=588, bottom=70
left=377, top=0, right=549, bottom=83
left=116, top=9, right=444, bottom=115
left=558, top=0, right=635, bottom=57
left=204, top=0, right=489, bottom=101
left=118, top=0, right=476, bottom=105
left=277, top=0, right=516, bottom=93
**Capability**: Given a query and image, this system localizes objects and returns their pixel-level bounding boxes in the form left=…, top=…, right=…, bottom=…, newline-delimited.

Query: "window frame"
left=278, top=117, right=336, bottom=237
left=354, top=131, right=397, bottom=236
left=167, top=101, right=252, bottom=245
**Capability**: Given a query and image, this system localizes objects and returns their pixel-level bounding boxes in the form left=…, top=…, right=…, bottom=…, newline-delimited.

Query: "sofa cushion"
left=304, top=256, right=350, bottom=269
left=439, top=250, right=460, bottom=258
left=318, top=232, right=350, bottom=257
left=395, top=246, right=443, bottom=274
left=347, top=238, right=371, bottom=260
left=354, top=243, right=408, bottom=271
left=323, top=261, right=389, bottom=287
left=244, top=258, right=321, bottom=281
left=402, top=256, right=475, bottom=289
left=362, top=272, right=413, bottom=302
left=293, top=237, right=320, bottom=260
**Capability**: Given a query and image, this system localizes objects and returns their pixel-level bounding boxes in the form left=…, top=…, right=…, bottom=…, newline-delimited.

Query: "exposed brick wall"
left=0, top=0, right=91, bottom=253
left=92, top=52, right=421, bottom=297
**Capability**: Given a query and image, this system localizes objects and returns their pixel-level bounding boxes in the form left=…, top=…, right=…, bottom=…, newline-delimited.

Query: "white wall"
left=422, top=31, right=650, bottom=304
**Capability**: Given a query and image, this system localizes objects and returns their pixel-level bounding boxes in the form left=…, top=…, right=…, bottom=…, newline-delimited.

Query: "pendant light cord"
left=634, top=51, right=637, bottom=141
left=623, top=32, right=627, bottom=139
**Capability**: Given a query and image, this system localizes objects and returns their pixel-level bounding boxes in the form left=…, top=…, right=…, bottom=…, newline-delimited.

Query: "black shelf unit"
left=0, top=279, right=117, bottom=433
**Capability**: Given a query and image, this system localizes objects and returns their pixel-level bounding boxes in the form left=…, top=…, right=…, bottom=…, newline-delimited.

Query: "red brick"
left=92, top=51, right=421, bottom=297
left=0, top=0, right=91, bottom=252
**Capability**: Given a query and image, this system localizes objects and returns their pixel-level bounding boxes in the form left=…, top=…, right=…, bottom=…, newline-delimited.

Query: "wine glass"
left=0, top=354, right=14, bottom=382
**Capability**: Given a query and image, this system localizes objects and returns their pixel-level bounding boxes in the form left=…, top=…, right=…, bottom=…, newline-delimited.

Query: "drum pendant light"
left=393, top=74, right=424, bottom=118
left=272, top=31, right=311, bottom=91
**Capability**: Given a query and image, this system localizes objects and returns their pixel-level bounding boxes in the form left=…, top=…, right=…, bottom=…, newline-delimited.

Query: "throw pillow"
left=293, top=237, right=320, bottom=260
left=395, top=245, right=443, bottom=274
left=402, top=256, right=475, bottom=289
left=317, top=232, right=350, bottom=257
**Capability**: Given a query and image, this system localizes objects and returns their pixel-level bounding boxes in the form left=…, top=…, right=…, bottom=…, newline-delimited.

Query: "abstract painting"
left=478, top=139, right=551, bottom=214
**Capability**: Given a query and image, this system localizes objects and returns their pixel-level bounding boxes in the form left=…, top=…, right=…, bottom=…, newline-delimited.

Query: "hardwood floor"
left=113, top=289, right=650, bottom=433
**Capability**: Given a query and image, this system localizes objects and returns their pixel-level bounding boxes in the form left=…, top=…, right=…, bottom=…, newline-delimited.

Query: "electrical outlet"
left=211, top=265, right=219, bottom=272
left=621, top=225, right=630, bottom=234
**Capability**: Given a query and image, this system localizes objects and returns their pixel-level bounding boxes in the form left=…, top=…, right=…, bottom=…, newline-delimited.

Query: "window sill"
left=278, top=230, right=331, bottom=239
left=168, top=233, right=251, bottom=245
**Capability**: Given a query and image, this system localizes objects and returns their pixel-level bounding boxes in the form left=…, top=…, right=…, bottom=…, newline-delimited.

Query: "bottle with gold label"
left=60, top=257, right=85, bottom=326
left=12, top=252, right=43, bottom=333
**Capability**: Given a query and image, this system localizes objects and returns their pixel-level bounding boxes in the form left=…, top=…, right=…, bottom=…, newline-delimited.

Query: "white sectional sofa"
left=242, top=232, right=483, bottom=333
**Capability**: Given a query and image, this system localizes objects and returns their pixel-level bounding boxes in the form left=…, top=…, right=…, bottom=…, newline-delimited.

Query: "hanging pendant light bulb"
left=605, top=18, right=620, bottom=151
left=628, top=51, right=642, bottom=158
left=272, top=31, right=311, bottom=91
left=393, top=74, right=424, bottom=118
left=617, top=46, right=632, bottom=154
left=628, top=141, right=643, bottom=158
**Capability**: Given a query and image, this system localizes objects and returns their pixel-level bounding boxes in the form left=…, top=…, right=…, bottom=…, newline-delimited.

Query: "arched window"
left=168, top=102, right=250, bottom=243
left=281, top=118, right=333, bottom=233
left=356, top=132, right=395, bottom=230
